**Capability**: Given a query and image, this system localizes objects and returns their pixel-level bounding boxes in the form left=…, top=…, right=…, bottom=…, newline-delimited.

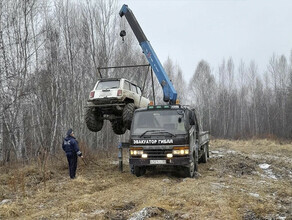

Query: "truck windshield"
left=96, top=80, right=120, bottom=90
left=131, top=110, right=187, bottom=136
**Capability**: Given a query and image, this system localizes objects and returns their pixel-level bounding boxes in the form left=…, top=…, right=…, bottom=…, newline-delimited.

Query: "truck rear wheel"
left=207, top=143, right=210, bottom=158
left=194, top=150, right=198, bottom=172
left=111, top=119, right=127, bottom=135
left=85, top=107, right=103, bottom=132
left=200, top=144, right=208, bottom=163
left=123, top=103, right=135, bottom=130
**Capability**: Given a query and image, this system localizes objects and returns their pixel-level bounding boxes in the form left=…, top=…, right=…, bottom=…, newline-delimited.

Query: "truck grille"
left=143, top=149, right=172, bottom=159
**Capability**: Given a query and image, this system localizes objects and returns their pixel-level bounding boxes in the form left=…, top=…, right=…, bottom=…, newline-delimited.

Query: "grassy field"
left=0, top=139, right=291, bottom=219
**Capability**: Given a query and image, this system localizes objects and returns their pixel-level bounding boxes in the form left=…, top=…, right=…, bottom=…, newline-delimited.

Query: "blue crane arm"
left=119, top=4, right=177, bottom=104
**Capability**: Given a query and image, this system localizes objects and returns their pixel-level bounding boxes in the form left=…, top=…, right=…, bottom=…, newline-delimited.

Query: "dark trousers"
left=67, top=153, right=77, bottom=179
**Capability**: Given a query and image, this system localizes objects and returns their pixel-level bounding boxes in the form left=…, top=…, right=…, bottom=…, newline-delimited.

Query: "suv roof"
left=96, top=78, right=143, bottom=90
left=98, top=78, right=122, bottom=82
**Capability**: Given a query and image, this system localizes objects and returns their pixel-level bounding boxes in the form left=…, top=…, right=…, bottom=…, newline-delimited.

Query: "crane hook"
left=120, top=30, right=126, bottom=43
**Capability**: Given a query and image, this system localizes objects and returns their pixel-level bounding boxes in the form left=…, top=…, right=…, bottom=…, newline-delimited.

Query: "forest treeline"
left=0, top=0, right=291, bottom=163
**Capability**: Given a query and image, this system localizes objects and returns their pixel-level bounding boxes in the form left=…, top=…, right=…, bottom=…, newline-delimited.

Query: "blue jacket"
left=62, top=136, right=82, bottom=157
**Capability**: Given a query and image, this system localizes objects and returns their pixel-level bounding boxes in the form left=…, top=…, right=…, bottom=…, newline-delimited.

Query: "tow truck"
left=119, top=5, right=210, bottom=177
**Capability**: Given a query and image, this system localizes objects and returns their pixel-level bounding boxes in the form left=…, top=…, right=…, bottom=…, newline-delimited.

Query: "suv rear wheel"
left=85, top=107, right=103, bottom=132
left=111, top=119, right=127, bottom=135
left=123, top=103, right=135, bottom=130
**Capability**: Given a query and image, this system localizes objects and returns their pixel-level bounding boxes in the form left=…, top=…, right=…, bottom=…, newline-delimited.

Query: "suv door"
left=136, top=86, right=150, bottom=108
left=129, top=83, right=139, bottom=105
left=122, top=80, right=132, bottom=101
left=130, top=83, right=137, bottom=93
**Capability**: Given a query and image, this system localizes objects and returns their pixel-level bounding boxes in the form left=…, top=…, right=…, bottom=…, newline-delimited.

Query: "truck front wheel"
left=85, top=107, right=103, bottom=132
left=134, top=166, right=146, bottom=177
left=184, top=154, right=196, bottom=178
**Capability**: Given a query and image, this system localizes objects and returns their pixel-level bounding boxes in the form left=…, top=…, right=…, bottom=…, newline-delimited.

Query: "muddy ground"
left=0, top=139, right=291, bottom=219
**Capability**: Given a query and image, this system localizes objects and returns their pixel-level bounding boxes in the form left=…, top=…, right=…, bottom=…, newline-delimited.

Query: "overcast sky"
left=117, top=0, right=292, bottom=81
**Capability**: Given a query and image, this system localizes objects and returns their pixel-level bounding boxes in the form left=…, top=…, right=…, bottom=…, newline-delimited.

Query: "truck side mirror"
left=189, top=118, right=195, bottom=126
left=184, top=109, right=194, bottom=130
left=190, top=114, right=196, bottom=125
left=188, top=110, right=195, bottom=125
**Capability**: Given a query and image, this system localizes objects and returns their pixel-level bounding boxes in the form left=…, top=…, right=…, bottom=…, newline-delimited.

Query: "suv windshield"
left=96, top=80, right=120, bottom=90
left=131, top=109, right=187, bottom=136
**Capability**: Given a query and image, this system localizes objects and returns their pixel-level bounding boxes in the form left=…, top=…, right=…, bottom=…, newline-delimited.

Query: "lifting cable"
left=151, top=68, right=156, bottom=105
left=139, top=65, right=150, bottom=106
left=98, top=64, right=150, bottom=70
left=97, top=64, right=151, bottom=78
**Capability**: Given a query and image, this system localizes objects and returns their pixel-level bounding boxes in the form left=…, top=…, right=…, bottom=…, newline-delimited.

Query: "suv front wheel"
left=111, top=119, right=127, bottom=135
left=123, top=103, right=135, bottom=130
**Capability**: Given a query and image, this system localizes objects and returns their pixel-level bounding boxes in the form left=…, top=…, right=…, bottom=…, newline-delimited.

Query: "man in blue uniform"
left=62, top=129, right=83, bottom=179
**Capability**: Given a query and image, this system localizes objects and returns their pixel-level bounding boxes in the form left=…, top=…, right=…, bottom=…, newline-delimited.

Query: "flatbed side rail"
left=199, top=131, right=209, bottom=146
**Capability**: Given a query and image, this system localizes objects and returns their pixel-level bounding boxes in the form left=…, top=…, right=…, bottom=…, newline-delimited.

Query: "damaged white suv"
left=85, top=78, right=150, bottom=135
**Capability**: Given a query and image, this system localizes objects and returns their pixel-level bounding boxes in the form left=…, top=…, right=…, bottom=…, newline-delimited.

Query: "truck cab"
left=129, top=104, right=209, bottom=177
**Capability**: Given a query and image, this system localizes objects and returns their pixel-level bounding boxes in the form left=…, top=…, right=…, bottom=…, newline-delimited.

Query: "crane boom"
left=119, top=4, right=177, bottom=104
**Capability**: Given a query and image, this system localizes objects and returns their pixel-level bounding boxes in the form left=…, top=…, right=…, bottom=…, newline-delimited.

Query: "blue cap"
left=66, top=128, right=73, bottom=136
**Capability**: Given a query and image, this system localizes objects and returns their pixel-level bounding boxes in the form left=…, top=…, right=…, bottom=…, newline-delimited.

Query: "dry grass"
left=0, top=139, right=291, bottom=219
left=213, top=138, right=292, bottom=155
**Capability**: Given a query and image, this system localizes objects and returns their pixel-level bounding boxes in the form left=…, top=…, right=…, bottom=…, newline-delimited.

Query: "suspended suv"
left=85, top=78, right=150, bottom=135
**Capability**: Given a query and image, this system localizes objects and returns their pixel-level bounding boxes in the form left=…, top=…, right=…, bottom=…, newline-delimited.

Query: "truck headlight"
left=130, top=148, right=143, bottom=156
left=173, top=147, right=189, bottom=155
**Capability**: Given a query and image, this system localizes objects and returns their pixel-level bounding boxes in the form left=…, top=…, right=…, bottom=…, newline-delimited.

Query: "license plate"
left=150, top=160, right=166, bottom=165
left=100, top=91, right=112, bottom=97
